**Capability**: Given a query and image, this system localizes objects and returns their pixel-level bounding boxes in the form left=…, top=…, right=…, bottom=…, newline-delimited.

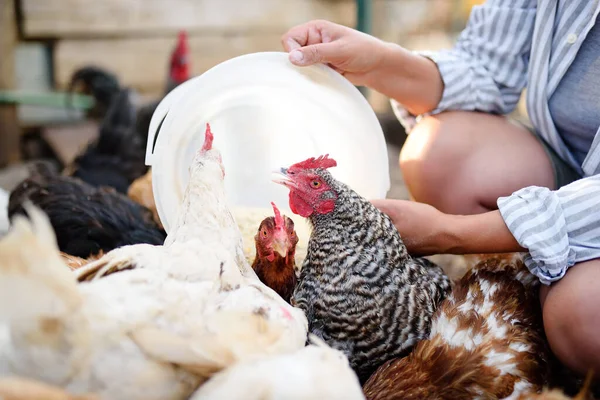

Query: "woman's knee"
left=399, top=112, right=479, bottom=213
left=541, top=260, right=600, bottom=375
left=397, top=111, right=554, bottom=214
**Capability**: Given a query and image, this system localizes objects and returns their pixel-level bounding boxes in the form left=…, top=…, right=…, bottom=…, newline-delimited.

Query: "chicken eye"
left=311, top=180, right=321, bottom=188
left=262, top=230, right=268, bottom=238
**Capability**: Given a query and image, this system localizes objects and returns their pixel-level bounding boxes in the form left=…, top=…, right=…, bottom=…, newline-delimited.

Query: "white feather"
left=0, top=143, right=308, bottom=400
left=190, top=341, right=365, bottom=400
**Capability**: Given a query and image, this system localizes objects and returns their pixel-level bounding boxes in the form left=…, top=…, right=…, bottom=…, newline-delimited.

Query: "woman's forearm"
left=441, top=210, right=527, bottom=254
left=364, top=42, right=444, bottom=116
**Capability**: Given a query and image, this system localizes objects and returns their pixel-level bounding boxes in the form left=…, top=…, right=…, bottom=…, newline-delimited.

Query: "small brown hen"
left=363, top=256, right=552, bottom=400
left=251, top=202, right=298, bottom=303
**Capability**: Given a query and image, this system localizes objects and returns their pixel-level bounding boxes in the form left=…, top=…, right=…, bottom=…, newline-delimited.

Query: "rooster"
left=0, top=123, right=307, bottom=400
left=191, top=335, right=365, bottom=400
left=272, top=154, right=451, bottom=382
left=362, top=256, right=552, bottom=400
left=251, top=202, right=298, bottom=303
left=8, top=162, right=165, bottom=259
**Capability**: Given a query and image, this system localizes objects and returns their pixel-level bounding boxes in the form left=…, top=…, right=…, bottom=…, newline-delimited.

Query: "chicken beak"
left=272, top=167, right=294, bottom=188
left=271, top=232, right=290, bottom=258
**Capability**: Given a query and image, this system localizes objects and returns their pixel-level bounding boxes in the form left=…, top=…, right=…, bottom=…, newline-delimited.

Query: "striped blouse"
left=392, top=0, right=600, bottom=285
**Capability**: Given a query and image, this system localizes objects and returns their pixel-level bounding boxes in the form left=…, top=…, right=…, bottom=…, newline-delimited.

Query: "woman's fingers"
left=288, top=43, right=339, bottom=66
left=281, top=20, right=341, bottom=52
left=284, top=38, right=302, bottom=52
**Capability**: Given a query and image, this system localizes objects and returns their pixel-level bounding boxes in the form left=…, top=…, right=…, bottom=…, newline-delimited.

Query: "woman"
left=281, top=0, right=600, bottom=377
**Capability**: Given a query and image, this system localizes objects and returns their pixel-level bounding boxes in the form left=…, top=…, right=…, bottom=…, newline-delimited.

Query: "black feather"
left=68, top=89, right=148, bottom=194
left=8, top=163, right=166, bottom=258
left=66, top=65, right=121, bottom=118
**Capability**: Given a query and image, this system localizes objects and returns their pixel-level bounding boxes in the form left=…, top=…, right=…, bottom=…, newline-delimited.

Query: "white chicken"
left=0, top=124, right=308, bottom=400
left=191, top=335, right=366, bottom=400
left=76, top=124, right=255, bottom=282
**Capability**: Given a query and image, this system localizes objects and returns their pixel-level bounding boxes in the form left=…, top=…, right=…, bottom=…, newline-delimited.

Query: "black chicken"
left=8, top=162, right=166, bottom=258
left=67, top=65, right=121, bottom=119
left=64, top=30, right=190, bottom=195
left=65, top=88, right=148, bottom=194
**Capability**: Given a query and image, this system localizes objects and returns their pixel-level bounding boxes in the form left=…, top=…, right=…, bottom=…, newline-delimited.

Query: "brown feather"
left=251, top=214, right=298, bottom=303
left=252, top=254, right=297, bottom=303
left=363, top=258, right=551, bottom=400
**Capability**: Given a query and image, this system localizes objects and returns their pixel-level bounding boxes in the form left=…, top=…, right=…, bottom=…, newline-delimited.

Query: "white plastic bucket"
left=146, top=52, right=390, bottom=233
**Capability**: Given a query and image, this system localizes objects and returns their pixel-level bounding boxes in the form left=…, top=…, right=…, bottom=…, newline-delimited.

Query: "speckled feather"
left=363, top=257, right=552, bottom=400
left=290, top=168, right=451, bottom=382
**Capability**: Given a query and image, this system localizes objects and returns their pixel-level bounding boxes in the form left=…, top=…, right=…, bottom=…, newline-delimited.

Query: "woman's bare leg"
left=540, top=260, right=600, bottom=376
left=398, top=111, right=600, bottom=376
left=399, top=111, right=555, bottom=214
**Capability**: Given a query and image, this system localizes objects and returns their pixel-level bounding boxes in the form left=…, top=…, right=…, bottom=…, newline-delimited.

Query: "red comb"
left=201, top=123, right=213, bottom=151
left=170, top=30, right=190, bottom=82
left=174, top=30, right=188, bottom=55
left=287, top=154, right=337, bottom=173
left=271, top=202, right=284, bottom=228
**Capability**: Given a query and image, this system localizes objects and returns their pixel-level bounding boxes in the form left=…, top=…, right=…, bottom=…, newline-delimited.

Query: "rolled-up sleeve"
left=497, top=175, right=600, bottom=285
left=392, top=0, right=537, bottom=132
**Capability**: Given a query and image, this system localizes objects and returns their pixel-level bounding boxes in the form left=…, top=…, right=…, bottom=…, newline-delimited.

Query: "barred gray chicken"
left=273, top=155, right=452, bottom=382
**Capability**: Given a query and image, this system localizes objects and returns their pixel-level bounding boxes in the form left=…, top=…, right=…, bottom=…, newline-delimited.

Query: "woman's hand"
left=371, top=199, right=526, bottom=256
left=371, top=199, right=455, bottom=255
left=280, top=20, right=444, bottom=115
left=281, top=20, right=389, bottom=86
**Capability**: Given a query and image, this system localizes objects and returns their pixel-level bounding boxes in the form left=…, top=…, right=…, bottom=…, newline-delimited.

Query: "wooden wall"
left=17, top=0, right=474, bottom=99
left=11, top=0, right=489, bottom=117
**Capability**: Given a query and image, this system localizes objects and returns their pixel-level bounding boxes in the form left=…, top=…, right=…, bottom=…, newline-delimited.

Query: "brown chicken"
left=363, top=256, right=552, bottom=400
left=251, top=202, right=298, bottom=303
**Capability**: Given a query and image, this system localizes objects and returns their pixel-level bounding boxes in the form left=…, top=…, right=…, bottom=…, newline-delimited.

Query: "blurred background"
left=0, top=0, right=485, bottom=198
